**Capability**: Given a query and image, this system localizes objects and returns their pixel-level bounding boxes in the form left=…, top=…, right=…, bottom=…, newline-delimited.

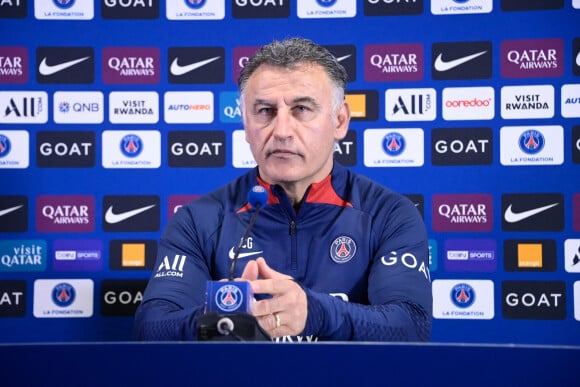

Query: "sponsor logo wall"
left=0, top=0, right=578, bottom=345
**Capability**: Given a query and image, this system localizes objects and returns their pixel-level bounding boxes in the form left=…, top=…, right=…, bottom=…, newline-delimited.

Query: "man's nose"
left=272, top=109, right=294, bottom=139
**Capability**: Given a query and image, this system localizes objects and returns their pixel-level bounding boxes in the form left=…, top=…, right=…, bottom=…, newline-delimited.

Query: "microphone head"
left=248, top=185, right=268, bottom=209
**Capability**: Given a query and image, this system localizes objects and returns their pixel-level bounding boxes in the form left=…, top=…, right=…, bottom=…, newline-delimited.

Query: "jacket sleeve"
left=302, top=196, right=432, bottom=341
left=133, top=204, right=213, bottom=341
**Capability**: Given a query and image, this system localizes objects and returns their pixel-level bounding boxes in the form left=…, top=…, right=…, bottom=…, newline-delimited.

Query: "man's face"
left=241, top=63, right=350, bottom=187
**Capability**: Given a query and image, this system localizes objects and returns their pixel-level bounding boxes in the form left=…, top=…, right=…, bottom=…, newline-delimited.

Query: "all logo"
left=432, top=279, right=494, bottom=319
left=431, top=127, right=492, bottom=166
left=0, top=46, right=27, bottom=83
left=101, top=279, right=147, bottom=316
left=168, top=130, right=225, bottom=167
left=232, top=0, right=290, bottom=19
left=109, top=239, right=157, bottom=270
left=385, top=88, right=436, bottom=122
left=103, top=195, right=160, bottom=232
left=503, top=240, right=557, bottom=272
left=501, top=193, right=564, bottom=231
left=168, top=47, right=225, bottom=84
left=564, top=239, right=580, bottom=273
left=0, top=92, right=48, bottom=124
left=502, top=281, right=566, bottom=320
left=36, top=47, right=94, bottom=84
left=37, top=131, right=95, bottom=168
left=363, top=0, right=423, bottom=15
left=0, top=196, right=27, bottom=232
left=432, top=41, right=492, bottom=80
left=101, top=0, right=159, bottom=19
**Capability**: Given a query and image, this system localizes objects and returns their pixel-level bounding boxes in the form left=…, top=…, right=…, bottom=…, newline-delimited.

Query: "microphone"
left=197, top=185, right=271, bottom=341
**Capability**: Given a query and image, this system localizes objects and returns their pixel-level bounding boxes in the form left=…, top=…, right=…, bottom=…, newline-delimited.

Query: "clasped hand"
left=238, top=257, right=307, bottom=338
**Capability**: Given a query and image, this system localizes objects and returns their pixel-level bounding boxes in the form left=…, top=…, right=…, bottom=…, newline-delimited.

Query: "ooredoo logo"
left=501, top=39, right=563, bottom=79
left=442, top=86, right=494, bottom=121
left=36, top=195, right=95, bottom=233
left=502, top=281, right=566, bottom=320
left=102, top=47, right=159, bottom=84
left=364, top=43, right=424, bottom=82
left=432, top=193, right=493, bottom=232
left=0, top=46, right=27, bottom=84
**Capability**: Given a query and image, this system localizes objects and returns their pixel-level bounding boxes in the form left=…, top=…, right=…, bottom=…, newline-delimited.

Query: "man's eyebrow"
left=252, top=96, right=320, bottom=109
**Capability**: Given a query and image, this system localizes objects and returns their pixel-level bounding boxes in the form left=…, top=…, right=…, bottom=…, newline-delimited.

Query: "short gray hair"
left=238, top=37, right=348, bottom=110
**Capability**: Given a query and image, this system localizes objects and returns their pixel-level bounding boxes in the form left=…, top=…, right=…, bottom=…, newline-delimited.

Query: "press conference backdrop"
left=0, top=0, right=579, bottom=345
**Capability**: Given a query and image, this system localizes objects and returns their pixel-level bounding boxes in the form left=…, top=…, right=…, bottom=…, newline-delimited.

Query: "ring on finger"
left=274, top=313, right=281, bottom=328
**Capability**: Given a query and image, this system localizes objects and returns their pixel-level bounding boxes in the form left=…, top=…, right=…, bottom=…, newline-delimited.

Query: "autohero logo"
left=168, top=47, right=224, bottom=84
left=0, top=0, right=27, bottom=18
left=346, top=90, right=378, bottom=121
left=53, top=91, right=103, bottom=124
left=432, top=279, right=494, bottom=320
left=0, top=239, right=46, bottom=272
left=385, top=88, right=436, bottom=122
left=103, top=195, right=160, bottom=232
left=500, top=0, right=563, bottom=11
left=164, top=91, right=214, bottom=123
left=232, top=0, right=290, bottom=19
left=36, top=195, right=95, bottom=233
left=0, top=46, right=27, bottom=83
left=101, top=279, right=147, bottom=316
left=101, top=0, right=159, bottom=19
left=573, top=126, right=580, bottom=164
left=431, top=0, right=492, bottom=15
left=432, top=127, right=492, bottom=166
left=365, top=43, right=424, bottom=82
left=444, top=239, right=497, bottom=272
left=561, top=84, right=580, bottom=118
left=35, top=0, right=94, bottom=20
left=442, top=86, right=494, bottom=121
left=500, top=125, right=563, bottom=166
left=325, top=45, right=357, bottom=82
left=363, top=128, right=424, bottom=167
left=109, top=91, right=158, bottom=124
left=363, top=0, right=423, bottom=16
left=103, top=47, right=159, bottom=84
left=109, top=239, right=157, bottom=270
left=36, top=47, right=94, bottom=84
left=0, top=280, right=26, bottom=317
left=432, top=193, right=493, bottom=232
left=333, top=129, right=356, bottom=166
left=37, top=131, right=95, bottom=168
left=102, top=130, right=161, bottom=169
left=297, top=0, right=356, bottom=19
left=232, top=46, right=260, bottom=83
left=0, top=91, right=48, bottom=124
left=500, top=85, right=554, bottom=119
left=432, top=41, right=491, bottom=80
left=53, top=239, right=103, bottom=272
left=33, top=279, right=94, bottom=318
left=501, top=193, right=564, bottom=232
left=501, top=39, right=563, bottom=79
left=565, top=239, right=580, bottom=273
left=0, top=196, right=27, bottom=232
left=0, top=130, right=29, bottom=168
left=166, top=0, right=225, bottom=20
left=503, top=239, right=556, bottom=272
left=502, top=281, right=566, bottom=320
left=168, top=130, right=225, bottom=167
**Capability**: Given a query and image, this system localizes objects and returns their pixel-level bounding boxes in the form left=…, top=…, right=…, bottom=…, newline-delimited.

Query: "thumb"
left=240, top=259, right=259, bottom=281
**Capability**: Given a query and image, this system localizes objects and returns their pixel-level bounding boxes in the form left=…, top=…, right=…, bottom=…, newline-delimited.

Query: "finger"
left=255, top=257, right=289, bottom=280
left=240, top=260, right=259, bottom=281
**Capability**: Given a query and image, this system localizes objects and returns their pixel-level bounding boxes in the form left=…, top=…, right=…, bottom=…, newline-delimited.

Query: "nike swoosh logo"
left=0, top=205, right=23, bottom=217
left=504, top=203, right=559, bottom=223
left=336, top=54, right=352, bottom=62
left=228, top=247, right=263, bottom=260
left=39, top=56, right=90, bottom=76
left=105, top=204, right=156, bottom=224
left=170, top=56, right=221, bottom=76
left=434, top=51, right=487, bottom=72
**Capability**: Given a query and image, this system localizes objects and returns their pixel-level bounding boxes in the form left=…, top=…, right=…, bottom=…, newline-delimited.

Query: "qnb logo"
left=381, top=250, right=430, bottom=281
left=154, top=255, right=186, bottom=278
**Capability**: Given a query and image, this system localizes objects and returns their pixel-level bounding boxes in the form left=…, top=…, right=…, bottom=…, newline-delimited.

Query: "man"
left=134, top=37, right=432, bottom=342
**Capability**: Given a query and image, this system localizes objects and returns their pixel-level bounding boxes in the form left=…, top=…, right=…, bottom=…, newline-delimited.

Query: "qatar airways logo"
left=364, top=43, right=423, bottom=82
left=232, top=46, right=259, bottom=83
left=102, top=47, right=159, bottom=84
left=0, top=47, right=27, bottom=84
left=501, top=39, right=563, bottom=79
left=36, top=195, right=95, bottom=233
left=432, top=194, right=493, bottom=232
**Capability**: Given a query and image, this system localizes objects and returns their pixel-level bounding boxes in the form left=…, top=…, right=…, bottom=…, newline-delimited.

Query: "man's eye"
left=257, top=107, right=274, bottom=115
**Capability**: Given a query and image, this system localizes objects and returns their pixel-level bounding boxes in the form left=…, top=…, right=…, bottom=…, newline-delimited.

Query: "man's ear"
left=335, top=99, right=351, bottom=141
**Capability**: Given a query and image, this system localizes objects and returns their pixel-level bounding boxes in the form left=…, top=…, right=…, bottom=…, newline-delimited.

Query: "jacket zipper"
left=289, top=220, right=297, bottom=270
